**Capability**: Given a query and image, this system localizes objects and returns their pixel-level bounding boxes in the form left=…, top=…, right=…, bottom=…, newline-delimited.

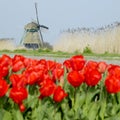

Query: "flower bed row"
left=0, top=54, right=120, bottom=120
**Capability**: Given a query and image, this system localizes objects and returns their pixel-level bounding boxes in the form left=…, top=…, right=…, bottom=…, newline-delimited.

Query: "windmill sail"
left=35, top=2, right=44, bottom=47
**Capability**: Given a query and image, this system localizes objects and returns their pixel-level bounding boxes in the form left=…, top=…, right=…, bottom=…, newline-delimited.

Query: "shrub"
left=83, top=46, right=92, bottom=54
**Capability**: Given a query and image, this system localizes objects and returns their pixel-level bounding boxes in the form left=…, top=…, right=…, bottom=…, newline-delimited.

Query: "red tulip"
left=97, top=61, right=108, bottom=73
left=0, top=66, right=9, bottom=78
left=63, top=59, right=72, bottom=71
left=19, top=103, right=26, bottom=112
left=12, top=60, right=25, bottom=72
left=85, top=61, right=98, bottom=71
left=38, top=59, right=47, bottom=65
left=108, top=65, right=120, bottom=78
left=105, top=75, right=120, bottom=93
left=85, top=69, right=102, bottom=86
left=12, top=55, right=25, bottom=62
left=53, top=86, right=68, bottom=102
left=10, top=74, right=27, bottom=88
left=23, top=58, right=34, bottom=67
left=52, top=68, right=64, bottom=81
left=67, top=70, right=84, bottom=87
left=39, top=79, right=56, bottom=99
left=70, top=55, right=86, bottom=71
left=10, top=87, right=28, bottom=105
left=105, top=65, right=120, bottom=93
left=46, top=60, right=56, bottom=71
left=27, top=71, right=40, bottom=85
left=0, top=54, right=11, bottom=78
left=0, top=79, right=9, bottom=97
left=0, top=54, right=12, bottom=67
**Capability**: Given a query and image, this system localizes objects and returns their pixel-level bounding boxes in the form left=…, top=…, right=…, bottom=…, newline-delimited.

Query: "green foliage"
left=14, top=49, right=27, bottom=53
left=83, top=46, right=92, bottom=54
left=73, top=49, right=82, bottom=55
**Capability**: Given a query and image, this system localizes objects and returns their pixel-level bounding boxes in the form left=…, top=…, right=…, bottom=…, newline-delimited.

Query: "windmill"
left=20, top=3, right=48, bottom=49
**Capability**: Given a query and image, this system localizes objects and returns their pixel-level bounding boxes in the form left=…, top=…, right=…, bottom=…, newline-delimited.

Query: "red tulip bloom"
left=108, top=65, right=120, bottom=78
left=53, top=86, right=68, bottom=102
left=46, top=60, right=56, bottom=71
left=39, top=79, right=56, bottom=99
left=67, top=70, right=84, bottom=87
left=38, top=59, right=47, bottom=65
left=9, top=87, right=28, bottom=105
left=105, top=75, right=120, bottom=93
left=23, top=58, right=34, bottom=67
left=0, top=79, right=9, bottom=97
left=105, top=65, right=120, bottom=93
left=0, top=54, right=12, bottom=67
left=19, top=103, right=26, bottom=112
left=10, top=74, right=27, bottom=88
left=85, top=61, right=98, bottom=71
left=12, top=60, right=25, bottom=72
left=70, top=55, right=86, bottom=71
left=52, top=68, right=64, bottom=81
left=37, top=72, right=51, bottom=86
left=27, top=71, right=40, bottom=85
left=85, top=69, right=102, bottom=86
left=0, top=54, right=11, bottom=78
left=12, top=55, right=25, bottom=62
left=0, top=66, right=9, bottom=78
left=97, top=61, right=108, bottom=73
left=63, top=59, right=72, bottom=71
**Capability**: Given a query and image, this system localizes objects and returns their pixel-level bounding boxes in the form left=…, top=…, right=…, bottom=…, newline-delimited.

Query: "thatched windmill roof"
left=23, top=22, right=41, bottom=45
left=24, top=22, right=39, bottom=31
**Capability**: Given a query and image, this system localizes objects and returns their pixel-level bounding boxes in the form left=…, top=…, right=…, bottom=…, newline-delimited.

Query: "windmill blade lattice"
left=35, top=3, right=44, bottom=47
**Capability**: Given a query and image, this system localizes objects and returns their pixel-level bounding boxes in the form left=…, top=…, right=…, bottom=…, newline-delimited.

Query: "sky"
left=0, top=0, right=120, bottom=45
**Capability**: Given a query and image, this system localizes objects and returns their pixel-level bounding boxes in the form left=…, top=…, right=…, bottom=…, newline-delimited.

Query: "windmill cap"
left=24, top=22, right=39, bottom=30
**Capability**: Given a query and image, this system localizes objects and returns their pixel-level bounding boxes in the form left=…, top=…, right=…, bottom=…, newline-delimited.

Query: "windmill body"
left=21, top=22, right=42, bottom=49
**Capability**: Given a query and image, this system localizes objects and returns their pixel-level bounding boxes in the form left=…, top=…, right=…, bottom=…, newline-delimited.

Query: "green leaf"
left=105, top=112, right=120, bottom=120
left=31, top=107, right=43, bottom=120
left=0, top=109, right=4, bottom=120
left=85, top=87, right=100, bottom=104
left=54, top=112, right=62, bottom=120
left=67, top=109, right=75, bottom=117
left=16, top=110, right=24, bottom=120
left=3, top=111, right=12, bottom=120
left=12, top=109, right=24, bottom=120
left=116, top=92, right=120, bottom=104
left=61, top=99, right=70, bottom=114
left=74, top=92, right=86, bottom=112
left=87, top=102, right=100, bottom=120
left=99, top=99, right=106, bottom=120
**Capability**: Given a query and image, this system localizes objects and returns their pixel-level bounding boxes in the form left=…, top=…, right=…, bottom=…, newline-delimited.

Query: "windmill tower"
left=20, top=3, right=48, bottom=49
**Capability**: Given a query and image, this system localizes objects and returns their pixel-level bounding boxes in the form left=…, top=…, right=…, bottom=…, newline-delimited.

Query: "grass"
left=0, top=49, right=120, bottom=60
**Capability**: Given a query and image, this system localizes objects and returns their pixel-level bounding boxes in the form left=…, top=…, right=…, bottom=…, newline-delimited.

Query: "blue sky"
left=0, top=0, right=120, bottom=45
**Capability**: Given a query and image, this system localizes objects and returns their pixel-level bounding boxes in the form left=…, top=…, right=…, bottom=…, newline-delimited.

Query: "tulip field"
left=0, top=54, right=120, bottom=120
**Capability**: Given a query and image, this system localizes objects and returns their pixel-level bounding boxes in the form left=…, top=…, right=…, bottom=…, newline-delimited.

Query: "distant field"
left=53, top=23, right=120, bottom=54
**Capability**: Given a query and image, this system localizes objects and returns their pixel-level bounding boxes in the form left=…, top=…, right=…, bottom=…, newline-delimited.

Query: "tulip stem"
left=100, top=71, right=107, bottom=101
left=73, top=87, right=77, bottom=107
left=53, top=102, right=58, bottom=119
